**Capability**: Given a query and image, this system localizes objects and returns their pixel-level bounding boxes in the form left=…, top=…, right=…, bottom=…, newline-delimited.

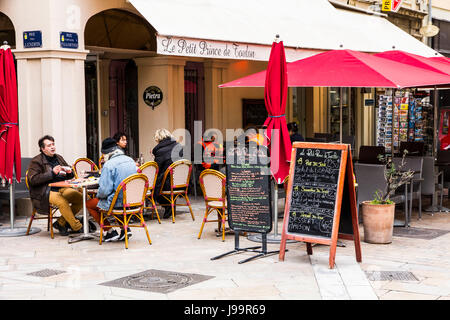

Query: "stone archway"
left=85, top=8, right=156, bottom=51
left=84, top=9, right=157, bottom=160
left=0, top=11, right=15, bottom=48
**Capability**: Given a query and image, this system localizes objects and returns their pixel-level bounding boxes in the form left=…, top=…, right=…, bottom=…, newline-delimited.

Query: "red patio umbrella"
left=219, top=49, right=450, bottom=88
left=0, top=47, right=21, bottom=183
left=375, top=50, right=450, bottom=76
left=263, top=38, right=291, bottom=184
left=430, top=56, right=450, bottom=65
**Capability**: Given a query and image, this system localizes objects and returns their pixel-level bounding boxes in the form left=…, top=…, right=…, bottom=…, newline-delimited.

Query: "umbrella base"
left=247, top=233, right=296, bottom=244
left=0, top=226, right=40, bottom=237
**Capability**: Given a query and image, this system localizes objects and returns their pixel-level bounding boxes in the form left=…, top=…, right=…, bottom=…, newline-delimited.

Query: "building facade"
left=0, top=0, right=441, bottom=165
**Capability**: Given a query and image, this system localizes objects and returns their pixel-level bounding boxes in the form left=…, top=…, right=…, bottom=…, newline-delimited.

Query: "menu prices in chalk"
left=287, top=148, right=342, bottom=238
left=226, top=162, right=272, bottom=233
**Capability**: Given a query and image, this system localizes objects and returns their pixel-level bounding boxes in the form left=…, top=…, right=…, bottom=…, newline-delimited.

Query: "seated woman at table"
left=27, top=135, right=83, bottom=236
left=152, top=128, right=184, bottom=219
left=86, top=137, right=137, bottom=242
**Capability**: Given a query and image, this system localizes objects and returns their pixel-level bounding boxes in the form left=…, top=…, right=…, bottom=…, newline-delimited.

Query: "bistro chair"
left=98, top=173, right=151, bottom=249
left=436, top=150, right=450, bottom=200
left=25, top=170, right=60, bottom=239
left=421, top=156, right=444, bottom=216
left=305, top=137, right=326, bottom=143
left=98, top=154, right=105, bottom=170
left=72, top=157, right=99, bottom=179
left=137, top=161, right=161, bottom=223
left=399, top=141, right=425, bottom=157
left=283, top=175, right=290, bottom=206
left=357, top=145, right=385, bottom=164
left=198, top=169, right=227, bottom=241
left=159, top=159, right=195, bottom=223
left=314, top=133, right=335, bottom=142
left=354, top=163, right=408, bottom=225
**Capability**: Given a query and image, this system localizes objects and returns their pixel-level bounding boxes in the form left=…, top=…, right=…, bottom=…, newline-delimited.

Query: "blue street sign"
left=60, top=32, right=78, bottom=49
left=23, top=31, right=42, bottom=48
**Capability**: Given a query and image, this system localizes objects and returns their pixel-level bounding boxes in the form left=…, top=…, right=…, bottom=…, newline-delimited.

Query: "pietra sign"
left=143, top=86, right=163, bottom=110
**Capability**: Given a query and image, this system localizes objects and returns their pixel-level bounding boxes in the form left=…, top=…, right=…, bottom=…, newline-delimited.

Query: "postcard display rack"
left=376, top=90, right=433, bottom=154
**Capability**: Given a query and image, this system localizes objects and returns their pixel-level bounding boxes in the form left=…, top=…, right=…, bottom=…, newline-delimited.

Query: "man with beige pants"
left=27, top=135, right=83, bottom=235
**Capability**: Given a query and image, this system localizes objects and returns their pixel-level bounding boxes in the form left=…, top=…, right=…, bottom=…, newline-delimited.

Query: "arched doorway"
left=0, top=12, right=15, bottom=48
left=84, top=9, right=156, bottom=161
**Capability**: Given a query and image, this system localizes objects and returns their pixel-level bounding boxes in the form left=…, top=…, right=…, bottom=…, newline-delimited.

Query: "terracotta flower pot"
left=361, top=201, right=395, bottom=244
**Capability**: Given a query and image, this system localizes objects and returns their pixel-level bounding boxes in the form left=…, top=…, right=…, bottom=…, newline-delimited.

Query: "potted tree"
left=361, top=152, right=414, bottom=244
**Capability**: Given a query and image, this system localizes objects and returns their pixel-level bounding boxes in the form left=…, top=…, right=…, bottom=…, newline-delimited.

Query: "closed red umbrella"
left=219, top=49, right=450, bottom=88
left=263, top=38, right=291, bottom=184
left=0, top=47, right=21, bottom=183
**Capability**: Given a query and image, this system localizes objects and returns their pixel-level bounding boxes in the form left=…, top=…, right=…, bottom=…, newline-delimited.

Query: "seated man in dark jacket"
left=152, top=128, right=183, bottom=219
left=27, top=135, right=83, bottom=235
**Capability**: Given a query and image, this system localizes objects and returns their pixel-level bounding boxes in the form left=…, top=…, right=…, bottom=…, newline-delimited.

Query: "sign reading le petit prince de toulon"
left=157, top=35, right=263, bottom=60
left=143, top=86, right=163, bottom=109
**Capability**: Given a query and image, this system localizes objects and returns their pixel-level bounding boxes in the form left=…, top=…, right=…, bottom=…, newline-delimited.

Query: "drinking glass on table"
left=79, top=169, right=87, bottom=179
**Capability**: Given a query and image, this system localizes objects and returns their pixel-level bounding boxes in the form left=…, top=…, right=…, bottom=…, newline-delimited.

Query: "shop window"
left=432, top=19, right=450, bottom=55
left=242, top=99, right=267, bottom=129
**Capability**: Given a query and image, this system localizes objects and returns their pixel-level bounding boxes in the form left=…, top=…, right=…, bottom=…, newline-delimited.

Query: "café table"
left=393, top=173, right=418, bottom=228
left=49, top=177, right=100, bottom=243
left=423, top=162, right=450, bottom=213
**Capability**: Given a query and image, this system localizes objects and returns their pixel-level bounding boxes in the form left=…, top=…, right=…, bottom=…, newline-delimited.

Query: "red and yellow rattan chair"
left=72, top=157, right=99, bottom=179
left=99, top=173, right=151, bottom=249
left=198, top=169, right=227, bottom=241
left=98, top=154, right=105, bottom=170
left=25, top=170, right=60, bottom=239
left=137, top=161, right=161, bottom=223
left=159, top=159, right=195, bottom=223
left=283, top=175, right=290, bottom=206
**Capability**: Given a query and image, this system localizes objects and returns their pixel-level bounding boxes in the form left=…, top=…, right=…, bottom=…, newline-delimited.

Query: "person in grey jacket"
left=86, top=137, right=137, bottom=242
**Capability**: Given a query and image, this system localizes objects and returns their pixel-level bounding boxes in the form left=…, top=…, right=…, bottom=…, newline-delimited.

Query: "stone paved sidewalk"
left=0, top=197, right=450, bottom=300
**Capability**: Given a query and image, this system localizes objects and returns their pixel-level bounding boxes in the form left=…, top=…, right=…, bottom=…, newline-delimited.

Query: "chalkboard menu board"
left=279, top=142, right=362, bottom=269
left=226, top=147, right=272, bottom=234
left=287, top=147, right=342, bottom=238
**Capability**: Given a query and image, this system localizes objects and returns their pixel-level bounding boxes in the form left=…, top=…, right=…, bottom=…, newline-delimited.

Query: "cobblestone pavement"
left=0, top=197, right=450, bottom=300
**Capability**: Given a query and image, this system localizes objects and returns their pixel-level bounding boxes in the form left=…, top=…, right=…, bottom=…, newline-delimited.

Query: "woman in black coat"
left=152, top=129, right=183, bottom=218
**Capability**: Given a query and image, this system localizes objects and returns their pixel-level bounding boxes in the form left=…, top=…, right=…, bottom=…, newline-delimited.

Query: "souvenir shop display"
left=376, top=90, right=433, bottom=155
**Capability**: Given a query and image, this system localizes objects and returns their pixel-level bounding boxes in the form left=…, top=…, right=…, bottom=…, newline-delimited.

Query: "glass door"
left=328, top=87, right=355, bottom=141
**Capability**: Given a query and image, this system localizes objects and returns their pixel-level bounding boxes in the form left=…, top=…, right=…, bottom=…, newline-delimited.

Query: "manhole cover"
left=27, top=269, right=66, bottom=277
left=100, top=269, right=214, bottom=294
left=365, top=271, right=418, bottom=281
left=393, top=227, right=450, bottom=240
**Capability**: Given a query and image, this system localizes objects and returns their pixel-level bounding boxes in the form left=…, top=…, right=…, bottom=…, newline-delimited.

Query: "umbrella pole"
left=434, top=86, right=438, bottom=157
left=273, top=178, right=279, bottom=236
left=0, top=177, right=40, bottom=237
left=9, top=180, right=15, bottom=229
left=340, top=87, right=343, bottom=143
left=391, top=90, right=395, bottom=158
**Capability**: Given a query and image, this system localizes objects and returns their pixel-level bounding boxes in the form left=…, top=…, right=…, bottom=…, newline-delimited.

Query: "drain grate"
left=99, top=269, right=214, bottom=294
left=393, top=227, right=450, bottom=240
left=27, top=269, right=66, bottom=278
left=365, top=271, right=419, bottom=282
